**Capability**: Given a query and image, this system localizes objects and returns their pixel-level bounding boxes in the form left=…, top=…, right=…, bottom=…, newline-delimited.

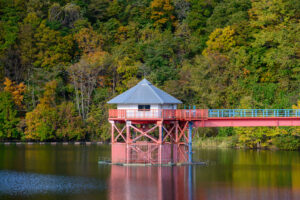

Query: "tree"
left=87, top=104, right=110, bottom=141
left=48, top=3, right=81, bottom=28
left=206, top=0, right=251, bottom=32
left=185, top=0, right=213, bottom=33
left=203, top=26, right=236, bottom=56
left=139, top=30, right=179, bottom=85
left=34, top=20, right=74, bottom=69
left=25, top=80, right=85, bottom=141
left=87, top=0, right=110, bottom=23
left=173, top=0, right=190, bottom=21
left=25, top=80, right=57, bottom=141
left=0, top=91, right=20, bottom=139
left=68, top=52, right=108, bottom=120
left=19, top=12, right=40, bottom=71
left=4, top=77, right=26, bottom=108
left=246, top=0, right=300, bottom=104
left=74, top=26, right=103, bottom=54
left=236, top=127, right=286, bottom=149
left=26, top=0, right=50, bottom=18
left=150, top=0, right=177, bottom=29
left=56, top=101, right=85, bottom=140
left=0, top=0, right=24, bottom=52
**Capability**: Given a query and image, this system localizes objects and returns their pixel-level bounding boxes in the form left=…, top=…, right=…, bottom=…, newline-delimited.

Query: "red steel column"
left=173, top=121, right=179, bottom=163
left=110, top=120, right=115, bottom=143
left=126, top=121, right=131, bottom=163
left=157, top=121, right=163, bottom=163
left=158, top=121, right=163, bottom=144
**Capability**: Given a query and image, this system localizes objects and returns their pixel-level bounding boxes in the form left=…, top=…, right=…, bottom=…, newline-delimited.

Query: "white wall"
left=117, top=104, right=177, bottom=110
left=116, top=104, right=178, bottom=118
left=117, top=104, right=138, bottom=110
left=161, top=104, right=177, bottom=109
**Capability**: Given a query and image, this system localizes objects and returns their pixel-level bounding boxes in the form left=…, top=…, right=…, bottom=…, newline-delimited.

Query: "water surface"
left=0, top=144, right=299, bottom=200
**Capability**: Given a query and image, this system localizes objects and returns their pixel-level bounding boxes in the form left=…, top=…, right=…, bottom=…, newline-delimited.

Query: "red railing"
left=176, top=109, right=208, bottom=120
left=108, top=109, right=208, bottom=120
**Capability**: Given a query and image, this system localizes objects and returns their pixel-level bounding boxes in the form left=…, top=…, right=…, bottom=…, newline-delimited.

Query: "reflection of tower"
left=188, top=165, right=193, bottom=200
left=109, top=165, right=194, bottom=200
left=107, top=79, right=208, bottom=164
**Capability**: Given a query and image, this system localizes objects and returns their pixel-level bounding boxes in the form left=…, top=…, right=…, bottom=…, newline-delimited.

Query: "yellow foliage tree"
left=203, top=26, right=236, bottom=56
left=116, top=56, right=139, bottom=92
left=150, top=0, right=177, bottom=28
left=25, top=80, right=85, bottom=141
left=34, top=20, right=74, bottom=69
left=25, top=80, right=57, bottom=141
left=39, top=80, right=57, bottom=106
left=4, top=77, right=26, bottom=108
left=74, top=26, right=103, bottom=54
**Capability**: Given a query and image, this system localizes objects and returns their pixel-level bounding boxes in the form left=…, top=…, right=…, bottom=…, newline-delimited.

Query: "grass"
left=193, top=136, right=238, bottom=149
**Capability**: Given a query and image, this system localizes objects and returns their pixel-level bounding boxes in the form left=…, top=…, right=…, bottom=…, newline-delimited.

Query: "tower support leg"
left=158, top=121, right=163, bottom=163
left=110, top=121, right=114, bottom=144
left=126, top=121, right=131, bottom=163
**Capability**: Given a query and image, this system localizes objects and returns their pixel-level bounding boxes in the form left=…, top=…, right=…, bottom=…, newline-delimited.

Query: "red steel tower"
left=107, top=79, right=207, bottom=164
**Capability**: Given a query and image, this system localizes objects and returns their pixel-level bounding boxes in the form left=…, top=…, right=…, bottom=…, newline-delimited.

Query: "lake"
left=0, top=144, right=299, bottom=200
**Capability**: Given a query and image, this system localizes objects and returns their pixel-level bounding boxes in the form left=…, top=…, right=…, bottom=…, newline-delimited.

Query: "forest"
left=0, top=0, right=299, bottom=149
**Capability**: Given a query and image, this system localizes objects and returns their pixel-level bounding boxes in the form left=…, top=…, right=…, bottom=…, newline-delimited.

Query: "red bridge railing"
left=108, top=109, right=208, bottom=120
left=109, top=109, right=300, bottom=121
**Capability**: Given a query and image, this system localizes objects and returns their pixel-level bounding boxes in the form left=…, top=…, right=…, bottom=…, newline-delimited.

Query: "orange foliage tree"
left=150, top=0, right=177, bottom=28
left=4, top=77, right=26, bottom=108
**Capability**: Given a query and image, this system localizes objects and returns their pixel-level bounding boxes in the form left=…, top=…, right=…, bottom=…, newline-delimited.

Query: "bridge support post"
left=126, top=121, right=131, bottom=164
left=188, top=121, right=193, bottom=163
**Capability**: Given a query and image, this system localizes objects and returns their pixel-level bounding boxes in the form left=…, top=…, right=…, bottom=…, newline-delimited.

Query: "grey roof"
left=107, top=79, right=182, bottom=104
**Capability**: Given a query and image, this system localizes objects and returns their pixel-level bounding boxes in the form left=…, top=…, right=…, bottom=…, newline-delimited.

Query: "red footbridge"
left=108, top=109, right=300, bottom=165
left=109, top=109, right=300, bottom=127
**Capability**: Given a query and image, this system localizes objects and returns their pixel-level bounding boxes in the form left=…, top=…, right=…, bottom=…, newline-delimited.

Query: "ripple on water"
left=0, top=170, right=106, bottom=196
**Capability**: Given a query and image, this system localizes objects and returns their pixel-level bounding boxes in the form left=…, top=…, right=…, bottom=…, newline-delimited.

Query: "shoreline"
left=193, top=136, right=300, bottom=151
left=1, top=140, right=299, bottom=151
left=0, top=141, right=107, bottom=145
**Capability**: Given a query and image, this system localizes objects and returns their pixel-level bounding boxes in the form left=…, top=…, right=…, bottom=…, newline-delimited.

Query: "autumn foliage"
left=151, top=0, right=177, bottom=28
left=0, top=0, right=298, bottom=147
left=4, top=78, right=26, bottom=108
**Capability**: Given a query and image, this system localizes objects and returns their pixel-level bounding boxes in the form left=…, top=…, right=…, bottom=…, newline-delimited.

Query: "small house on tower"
left=108, top=79, right=182, bottom=119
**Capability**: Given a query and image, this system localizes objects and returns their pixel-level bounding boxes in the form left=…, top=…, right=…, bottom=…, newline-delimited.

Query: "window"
left=138, top=105, right=150, bottom=110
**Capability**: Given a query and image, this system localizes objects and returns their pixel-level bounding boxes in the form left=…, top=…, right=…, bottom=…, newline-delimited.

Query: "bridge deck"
left=109, top=109, right=300, bottom=127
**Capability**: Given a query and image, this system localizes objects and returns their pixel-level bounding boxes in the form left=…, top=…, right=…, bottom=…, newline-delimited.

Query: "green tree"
left=0, top=91, right=20, bottom=139
left=206, top=0, right=251, bottom=32
left=185, top=0, right=213, bottom=33
left=19, top=12, right=40, bottom=70
left=0, top=0, right=25, bottom=51
left=34, top=20, right=74, bottom=69
left=87, top=0, right=110, bottom=23
left=0, top=0, right=26, bottom=81
left=56, top=101, right=85, bottom=140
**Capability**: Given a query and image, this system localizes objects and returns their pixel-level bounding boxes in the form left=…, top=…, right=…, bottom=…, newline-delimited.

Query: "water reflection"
left=0, top=170, right=105, bottom=195
left=0, top=144, right=299, bottom=200
left=108, top=160, right=300, bottom=200
left=109, top=165, right=194, bottom=200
